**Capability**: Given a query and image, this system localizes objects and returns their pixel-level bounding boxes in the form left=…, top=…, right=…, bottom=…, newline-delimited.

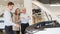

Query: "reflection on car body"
left=25, top=21, right=60, bottom=34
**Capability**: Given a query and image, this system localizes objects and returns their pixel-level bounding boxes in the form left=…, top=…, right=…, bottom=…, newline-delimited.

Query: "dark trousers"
left=5, top=26, right=13, bottom=34
left=13, top=31, right=20, bottom=34
left=21, top=23, right=29, bottom=34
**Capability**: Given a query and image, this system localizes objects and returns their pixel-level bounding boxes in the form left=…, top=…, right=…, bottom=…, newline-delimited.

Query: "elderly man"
left=20, top=8, right=30, bottom=34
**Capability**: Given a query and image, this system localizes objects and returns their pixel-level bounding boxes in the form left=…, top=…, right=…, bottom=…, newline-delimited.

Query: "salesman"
left=21, top=8, right=30, bottom=34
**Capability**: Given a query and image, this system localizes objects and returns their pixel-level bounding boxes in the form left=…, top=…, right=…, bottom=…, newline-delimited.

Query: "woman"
left=12, top=8, right=21, bottom=34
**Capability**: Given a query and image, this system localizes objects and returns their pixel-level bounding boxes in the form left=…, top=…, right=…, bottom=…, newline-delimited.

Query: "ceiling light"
left=50, top=4, right=60, bottom=6
left=4, top=0, right=7, bottom=1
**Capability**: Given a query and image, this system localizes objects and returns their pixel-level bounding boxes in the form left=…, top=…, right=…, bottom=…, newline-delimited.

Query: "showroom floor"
left=0, top=30, right=21, bottom=34
left=0, top=31, right=4, bottom=34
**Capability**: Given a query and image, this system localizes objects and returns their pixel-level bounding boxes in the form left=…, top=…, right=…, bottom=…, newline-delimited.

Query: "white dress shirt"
left=4, top=8, right=16, bottom=26
left=20, top=13, right=30, bottom=24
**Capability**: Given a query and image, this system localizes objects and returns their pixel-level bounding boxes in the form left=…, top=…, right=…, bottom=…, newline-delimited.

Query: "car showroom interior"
left=0, top=0, right=60, bottom=34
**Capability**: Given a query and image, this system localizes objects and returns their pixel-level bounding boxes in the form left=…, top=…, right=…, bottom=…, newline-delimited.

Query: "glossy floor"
left=0, top=31, right=4, bottom=34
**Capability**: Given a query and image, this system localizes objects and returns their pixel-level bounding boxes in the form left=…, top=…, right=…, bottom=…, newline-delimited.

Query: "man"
left=4, top=2, right=17, bottom=34
left=21, top=8, right=30, bottom=34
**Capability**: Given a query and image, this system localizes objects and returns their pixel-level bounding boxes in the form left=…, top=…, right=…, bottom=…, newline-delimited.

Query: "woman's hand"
left=16, top=24, right=20, bottom=28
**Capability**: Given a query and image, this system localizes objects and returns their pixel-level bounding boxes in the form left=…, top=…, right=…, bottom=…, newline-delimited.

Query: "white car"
left=0, top=17, right=4, bottom=30
left=25, top=21, right=60, bottom=34
left=0, top=13, right=4, bottom=30
left=25, top=1, right=60, bottom=34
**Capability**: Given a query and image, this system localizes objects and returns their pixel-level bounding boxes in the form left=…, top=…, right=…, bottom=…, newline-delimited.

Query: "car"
left=25, top=21, right=60, bottom=34
left=25, top=1, right=60, bottom=34
left=0, top=13, right=4, bottom=30
left=0, top=17, right=4, bottom=30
